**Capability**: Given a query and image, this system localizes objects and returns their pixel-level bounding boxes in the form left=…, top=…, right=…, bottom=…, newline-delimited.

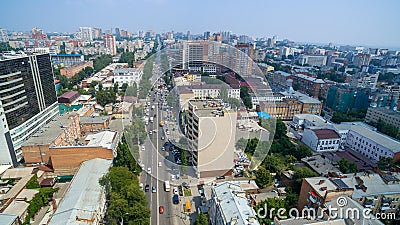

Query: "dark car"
left=234, top=173, right=243, bottom=178
left=216, top=176, right=225, bottom=180
left=173, top=194, right=179, bottom=204
left=145, top=184, right=150, bottom=192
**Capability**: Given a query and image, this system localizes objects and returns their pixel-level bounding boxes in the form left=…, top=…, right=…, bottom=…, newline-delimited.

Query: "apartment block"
left=365, top=107, right=400, bottom=131
left=60, top=61, right=93, bottom=78
left=301, top=129, right=341, bottom=152
left=186, top=100, right=236, bottom=178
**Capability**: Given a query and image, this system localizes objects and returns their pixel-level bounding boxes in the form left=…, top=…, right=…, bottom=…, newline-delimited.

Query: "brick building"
left=60, top=61, right=93, bottom=78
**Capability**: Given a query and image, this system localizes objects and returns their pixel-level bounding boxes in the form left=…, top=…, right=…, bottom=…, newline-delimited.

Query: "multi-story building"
left=353, top=53, right=371, bottom=68
left=21, top=113, right=115, bottom=174
left=0, top=53, right=58, bottom=166
left=104, top=34, right=117, bottom=56
left=326, top=86, right=370, bottom=112
left=331, top=122, right=400, bottom=162
left=186, top=100, right=236, bottom=178
left=350, top=72, right=379, bottom=89
left=50, top=54, right=84, bottom=66
left=0, top=28, right=9, bottom=42
left=209, top=182, right=260, bottom=225
left=365, top=107, right=400, bottom=130
left=260, top=89, right=322, bottom=121
left=291, top=73, right=326, bottom=98
left=60, top=61, right=93, bottom=78
left=301, top=128, right=341, bottom=152
left=113, top=67, right=143, bottom=86
left=298, top=173, right=400, bottom=217
left=190, top=83, right=240, bottom=100
left=297, top=55, right=327, bottom=67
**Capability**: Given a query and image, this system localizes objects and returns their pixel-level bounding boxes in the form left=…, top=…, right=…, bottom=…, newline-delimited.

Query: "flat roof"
left=0, top=214, right=19, bottom=225
left=293, top=73, right=325, bottom=84
left=1, top=167, right=35, bottom=179
left=312, top=129, right=341, bottom=139
left=49, top=158, right=112, bottom=225
left=280, top=90, right=321, bottom=104
left=301, top=155, right=340, bottom=175
left=85, top=131, right=117, bottom=149
left=0, top=165, right=12, bottom=176
left=334, top=122, right=400, bottom=152
left=213, top=182, right=260, bottom=225
left=80, top=116, right=110, bottom=124
left=16, top=189, right=39, bottom=201
left=294, top=114, right=327, bottom=127
left=305, top=177, right=339, bottom=198
left=274, top=70, right=291, bottom=77
left=0, top=175, right=34, bottom=201
left=3, top=201, right=29, bottom=217
left=22, top=114, right=76, bottom=146
left=189, top=100, right=233, bottom=118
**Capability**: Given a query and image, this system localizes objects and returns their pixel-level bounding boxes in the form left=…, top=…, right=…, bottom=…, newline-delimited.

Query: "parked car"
left=152, top=186, right=157, bottom=193
left=145, top=184, right=150, bottom=192
left=216, top=176, right=225, bottom=180
left=159, top=206, right=164, bottom=214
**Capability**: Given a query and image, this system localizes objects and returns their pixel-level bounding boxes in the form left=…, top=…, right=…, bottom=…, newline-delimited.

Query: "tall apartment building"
left=326, top=86, right=370, bottom=112
left=350, top=72, right=379, bottom=89
left=0, top=53, right=58, bottom=166
left=365, top=107, right=400, bottom=130
left=104, top=35, right=117, bottom=56
left=186, top=100, right=236, bottom=178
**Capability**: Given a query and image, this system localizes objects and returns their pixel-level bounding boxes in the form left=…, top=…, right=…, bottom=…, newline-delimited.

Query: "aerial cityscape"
left=0, top=1, right=399, bottom=225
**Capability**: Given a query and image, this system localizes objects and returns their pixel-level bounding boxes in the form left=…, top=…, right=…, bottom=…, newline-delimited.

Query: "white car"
left=166, top=130, right=170, bottom=135
left=171, top=175, right=175, bottom=181
left=149, top=131, right=153, bottom=135
left=158, top=162, right=162, bottom=167
left=173, top=187, right=179, bottom=195
left=141, top=164, right=145, bottom=169
left=141, top=146, right=145, bottom=151
left=147, top=168, right=151, bottom=174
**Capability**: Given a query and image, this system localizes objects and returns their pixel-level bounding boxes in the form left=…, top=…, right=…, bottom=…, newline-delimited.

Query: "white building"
left=0, top=28, right=9, bottom=42
left=113, top=68, right=143, bottom=86
left=331, top=122, right=400, bottom=162
left=290, top=114, right=328, bottom=130
left=297, top=55, right=327, bottom=66
left=301, top=128, right=341, bottom=152
left=190, top=83, right=240, bottom=100
left=209, top=182, right=260, bottom=225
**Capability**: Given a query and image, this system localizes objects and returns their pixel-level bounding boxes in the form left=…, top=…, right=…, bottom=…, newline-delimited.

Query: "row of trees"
left=330, top=109, right=367, bottom=124
left=240, top=86, right=253, bottom=109
left=23, top=183, right=58, bottom=225
left=119, top=51, right=135, bottom=67
left=100, top=138, right=149, bottom=225
left=93, top=54, right=113, bottom=71
left=368, top=119, right=400, bottom=140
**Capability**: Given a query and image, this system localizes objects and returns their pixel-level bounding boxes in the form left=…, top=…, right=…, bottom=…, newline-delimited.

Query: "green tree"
left=378, top=157, right=394, bottom=171
left=26, top=174, right=40, bottom=189
left=338, top=157, right=358, bottom=173
left=227, top=97, right=241, bottom=108
left=194, top=212, right=208, bottom=225
left=255, top=166, right=272, bottom=188
left=240, top=86, right=252, bottom=109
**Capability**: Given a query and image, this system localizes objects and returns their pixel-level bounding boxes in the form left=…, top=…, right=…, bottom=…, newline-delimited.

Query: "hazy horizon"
left=1, top=0, right=400, bottom=49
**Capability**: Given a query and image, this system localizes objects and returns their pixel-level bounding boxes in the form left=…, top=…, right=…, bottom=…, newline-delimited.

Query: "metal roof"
left=49, top=158, right=112, bottom=225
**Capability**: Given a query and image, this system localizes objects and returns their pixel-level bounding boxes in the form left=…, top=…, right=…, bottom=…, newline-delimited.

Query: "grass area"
left=184, top=188, right=192, bottom=197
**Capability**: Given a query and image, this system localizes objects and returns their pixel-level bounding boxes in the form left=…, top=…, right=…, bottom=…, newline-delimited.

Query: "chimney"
left=319, top=180, right=325, bottom=185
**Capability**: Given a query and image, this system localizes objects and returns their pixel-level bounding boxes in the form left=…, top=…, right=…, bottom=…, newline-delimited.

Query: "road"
left=139, top=48, right=184, bottom=225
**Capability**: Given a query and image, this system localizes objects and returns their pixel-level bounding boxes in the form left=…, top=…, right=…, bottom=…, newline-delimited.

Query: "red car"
left=159, top=206, right=164, bottom=214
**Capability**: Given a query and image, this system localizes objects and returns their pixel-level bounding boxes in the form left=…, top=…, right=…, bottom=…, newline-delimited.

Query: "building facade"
left=365, top=107, right=400, bottom=131
left=0, top=53, right=58, bottom=166
left=301, top=128, right=341, bottom=152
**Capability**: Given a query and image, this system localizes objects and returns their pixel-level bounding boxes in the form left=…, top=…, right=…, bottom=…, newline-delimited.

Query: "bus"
left=164, top=181, right=170, bottom=192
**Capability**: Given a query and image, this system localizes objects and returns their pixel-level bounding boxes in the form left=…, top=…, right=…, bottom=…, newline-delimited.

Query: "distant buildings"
left=0, top=28, right=8, bottom=42
left=187, top=100, right=236, bottom=178
left=51, top=54, right=85, bottom=67
left=326, top=86, right=370, bottom=112
left=349, top=72, right=379, bottom=89
left=104, top=34, right=117, bottom=56
left=0, top=53, right=58, bottom=166
left=209, top=182, right=260, bottom=225
left=60, top=61, right=93, bottom=78
left=365, top=107, right=400, bottom=130
left=297, top=55, right=327, bottom=67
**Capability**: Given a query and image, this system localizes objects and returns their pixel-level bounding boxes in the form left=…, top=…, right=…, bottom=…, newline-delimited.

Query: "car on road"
left=149, top=130, right=153, bottom=135
left=152, top=186, right=157, bottom=193
left=158, top=162, right=162, bottom=167
left=159, top=206, right=164, bottom=214
left=166, top=130, right=170, bottom=135
left=140, top=164, right=145, bottom=169
left=141, top=146, right=145, bottom=151
left=234, top=173, right=243, bottom=178
left=216, top=176, right=225, bottom=180
left=173, top=187, right=179, bottom=195
left=161, top=136, right=165, bottom=140
left=171, top=175, right=175, bottom=181
left=173, top=194, right=179, bottom=204
left=147, top=168, right=151, bottom=174
left=161, top=146, right=165, bottom=151
left=145, top=184, right=150, bottom=192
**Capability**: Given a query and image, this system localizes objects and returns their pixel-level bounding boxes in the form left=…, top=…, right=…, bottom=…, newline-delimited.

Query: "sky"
left=1, top=0, right=400, bottom=49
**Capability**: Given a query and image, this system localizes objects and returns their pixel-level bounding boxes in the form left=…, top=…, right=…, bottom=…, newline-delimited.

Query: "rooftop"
left=22, top=114, right=77, bottom=146
left=189, top=100, right=233, bottom=118
left=2, top=201, right=29, bottom=217
left=280, top=90, right=321, bottom=104
left=301, top=155, right=340, bottom=176
left=274, top=70, right=291, bottom=77
left=0, top=175, right=34, bottom=201
left=312, top=129, right=341, bottom=139
left=190, top=83, right=236, bottom=90
left=213, top=182, right=260, bottom=225
left=16, top=189, right=39, bottom=201
left=293, top=73, right=325, bottom=84
left=85, top=131, right=117, bottom=149
left=0, top=214, right=19, bottom=225
left=333, top=122, right=400, bottom=152
left=80, top=116, right=110, bottom=125
left=49, top=158, right=112, bottom=225
left=58, top=91, right=80, bottom=99
left=293, top=114, right=328, bottom=127
left=1, top=167, right=36, bottom=179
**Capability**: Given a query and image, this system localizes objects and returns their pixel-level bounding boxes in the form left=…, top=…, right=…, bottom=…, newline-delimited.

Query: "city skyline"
left=1, top=0, right=400, bottom=49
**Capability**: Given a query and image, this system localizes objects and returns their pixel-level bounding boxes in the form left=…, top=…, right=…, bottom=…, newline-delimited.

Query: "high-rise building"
left=104, top=34, right=117, bottom=55
left=203, top=31, right=210, bottom=40
left=0, top=53, right=58, bottom=166
left=78, top=27, right=94, bottom=41
left=0, top=28, right=9, bottom=42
